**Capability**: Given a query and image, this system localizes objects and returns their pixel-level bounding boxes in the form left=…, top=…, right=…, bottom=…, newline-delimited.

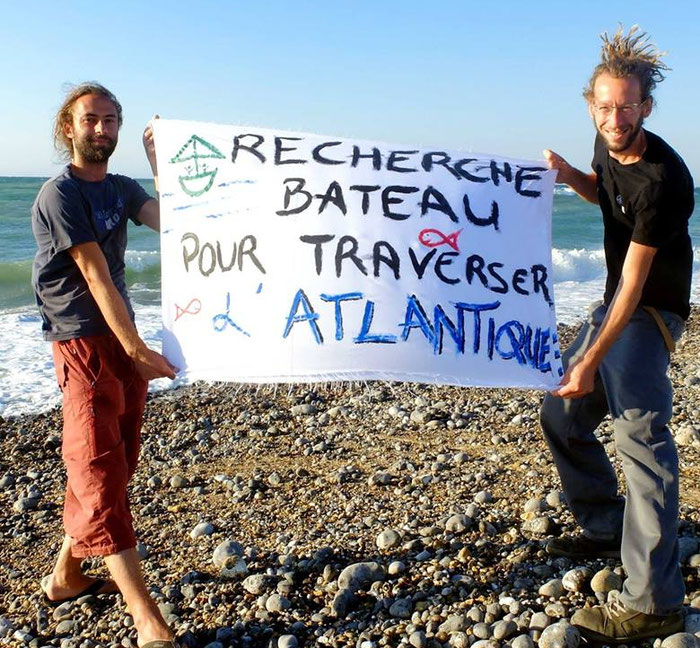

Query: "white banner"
left=153, top=120, right=563, bottom=389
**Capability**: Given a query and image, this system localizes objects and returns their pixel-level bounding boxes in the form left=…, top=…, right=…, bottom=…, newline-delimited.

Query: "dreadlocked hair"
left=584, top=25, right=669, bottom=104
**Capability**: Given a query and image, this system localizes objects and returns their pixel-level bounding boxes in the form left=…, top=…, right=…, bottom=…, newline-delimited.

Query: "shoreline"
left=0, top=315, right=698, bottom=646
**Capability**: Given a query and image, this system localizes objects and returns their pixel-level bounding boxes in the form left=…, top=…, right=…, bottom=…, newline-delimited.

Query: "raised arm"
left=137, top=116, right=161, bottom=232
left=543, top=149, right=599, bottom=204
left=68, top=241, right=176, bottom=380
left=552, top=241, right=657, bottom=398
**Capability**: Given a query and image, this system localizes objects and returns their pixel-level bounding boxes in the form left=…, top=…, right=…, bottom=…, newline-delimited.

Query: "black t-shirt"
left=31, top=166, right=151, bottom=340
left=592, top=130, right=694, bottom=319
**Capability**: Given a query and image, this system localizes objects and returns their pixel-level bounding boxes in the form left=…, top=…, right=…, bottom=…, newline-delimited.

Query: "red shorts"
left=52, top=334, right=148, bottom=557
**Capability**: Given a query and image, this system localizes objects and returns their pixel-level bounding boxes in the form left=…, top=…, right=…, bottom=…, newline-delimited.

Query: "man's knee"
left=612, top=409, right=675, bottom=455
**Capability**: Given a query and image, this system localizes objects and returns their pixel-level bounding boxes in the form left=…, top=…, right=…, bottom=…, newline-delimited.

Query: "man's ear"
left=642, top=98, right=653, bottom=118
left=63, top=120, right=74, bottom=141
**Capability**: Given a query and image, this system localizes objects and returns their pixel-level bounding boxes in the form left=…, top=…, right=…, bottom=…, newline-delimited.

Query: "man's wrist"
left=123, top=338, right=149, bottom=360
left=580, top=347, right=603, bottom=373
left=561, top=166, right=579, bottom=187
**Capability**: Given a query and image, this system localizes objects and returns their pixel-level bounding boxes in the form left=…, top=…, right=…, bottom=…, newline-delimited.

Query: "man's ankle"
left=132, top=607, right=173, bottom=645
left=53, top=566, right=90, bottom=585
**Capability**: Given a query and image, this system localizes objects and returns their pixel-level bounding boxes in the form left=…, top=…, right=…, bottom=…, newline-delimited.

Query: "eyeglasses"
left=591, top=99, right=648, bottom=117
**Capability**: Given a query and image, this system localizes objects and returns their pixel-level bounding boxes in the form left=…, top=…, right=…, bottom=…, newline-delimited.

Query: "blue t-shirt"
left=31, top=166, right=152, bottom=341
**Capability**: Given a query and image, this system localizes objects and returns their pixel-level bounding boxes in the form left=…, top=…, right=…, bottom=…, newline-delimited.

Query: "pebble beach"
left=1, top=316, right=699, bottom=648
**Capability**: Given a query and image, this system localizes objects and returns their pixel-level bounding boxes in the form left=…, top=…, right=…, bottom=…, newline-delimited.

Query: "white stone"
left=538, top=621, right=580, bottom=648
left=212, top=539, right=245, bottom=567
left=661, top=633, right=699, bottom=648
left=376, top=529, right=401, bottom=550
left=278, top=636, right=298, bottom=648
left=538, top=578, right=564, bottom=598
left=190, top=521, right=214, bottom=539
left=590, top=567, right=623, bottom=593
left=562, top=567, right=592, bottom=592
left=445, top=513, right=472, bottom=533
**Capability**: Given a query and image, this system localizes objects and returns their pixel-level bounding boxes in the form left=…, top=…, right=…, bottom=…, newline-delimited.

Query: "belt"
left=642, top=306, right=676, bottom=353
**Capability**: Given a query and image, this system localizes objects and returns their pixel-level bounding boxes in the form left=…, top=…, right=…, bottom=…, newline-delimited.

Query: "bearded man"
left=540, top=27, right=693, bottom=643
left=32, top=82, right=178, bottom=648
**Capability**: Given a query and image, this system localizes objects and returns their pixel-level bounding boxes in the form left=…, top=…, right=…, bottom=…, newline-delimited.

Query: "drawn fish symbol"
left=418, top=228, right=463, bottom=252
left=175, top=298, right=202, bottom=321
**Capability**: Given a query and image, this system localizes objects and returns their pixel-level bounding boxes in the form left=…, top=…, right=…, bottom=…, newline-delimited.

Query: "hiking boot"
left=546, top=533, right=621, bottom=559
left=571, top=594, right=684, bottom=644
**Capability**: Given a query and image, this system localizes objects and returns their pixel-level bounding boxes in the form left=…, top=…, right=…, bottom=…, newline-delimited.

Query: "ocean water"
left=1, top=176, right=698, bottom=418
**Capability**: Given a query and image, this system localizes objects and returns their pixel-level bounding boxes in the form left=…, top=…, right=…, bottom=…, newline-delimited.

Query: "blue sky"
left=2, top=0, right=699, bottom=180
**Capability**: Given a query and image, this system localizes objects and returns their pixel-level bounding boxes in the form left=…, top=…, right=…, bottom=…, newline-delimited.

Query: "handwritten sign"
left=153, top=120, right=563, bottom=389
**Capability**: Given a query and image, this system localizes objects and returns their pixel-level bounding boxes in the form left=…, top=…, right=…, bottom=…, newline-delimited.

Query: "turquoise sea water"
left=0, top=176, right=162, bottom=310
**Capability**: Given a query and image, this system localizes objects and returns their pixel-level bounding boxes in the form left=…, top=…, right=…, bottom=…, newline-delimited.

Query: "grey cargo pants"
left=540, top=302, right=685, bottom=614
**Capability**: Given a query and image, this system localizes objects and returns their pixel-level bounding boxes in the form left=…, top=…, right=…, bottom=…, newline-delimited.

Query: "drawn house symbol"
left=170, top=135, right=226, bottom=197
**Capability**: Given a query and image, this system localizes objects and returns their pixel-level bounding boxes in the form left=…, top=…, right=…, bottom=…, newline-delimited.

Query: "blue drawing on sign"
left=400, top=295, right=436, bottom=346
left=218, top=180, right=256, bottom=187
left=212, top=292, right=250, bottom=337
left=320, top=292, right=362, bottom=340
left=355, top=300, right=398, bottom=344
left=495, top=320, right=526, bottom=364
left=277, top=288, right=558, bottom=375
left=174, top=202, right=207, bottom=211
left=432, top=304, right=462, bottom=355
left=256, top=283, right=263, bottom=294
left=283, top=289, right=323, bottom=344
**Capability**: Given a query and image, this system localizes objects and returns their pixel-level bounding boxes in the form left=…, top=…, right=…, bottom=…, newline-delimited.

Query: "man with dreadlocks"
left=539, top=26, right=693, bottom=641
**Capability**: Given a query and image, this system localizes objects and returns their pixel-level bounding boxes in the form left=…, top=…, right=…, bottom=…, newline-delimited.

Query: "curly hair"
left=584, top=25, right=669, bottom=104
left=53, top=82, right=123, bottom=160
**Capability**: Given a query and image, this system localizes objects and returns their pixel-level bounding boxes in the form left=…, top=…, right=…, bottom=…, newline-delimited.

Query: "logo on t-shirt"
left=94, top=197, right=124, bottom=232
left=616, top=194, right=626, bottom=214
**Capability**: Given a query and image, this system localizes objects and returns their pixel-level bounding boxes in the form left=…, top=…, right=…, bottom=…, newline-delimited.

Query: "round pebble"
left=590, top=567, right=623, bottom=593
left=539, top=578, right=564, bottom=598
left=445, top=513, right=472, bottom=533
left=387, top=560, right=406, bottom=575
left=190, top=521, right=214, bottom=539
left=277, top=635, right=298, bottom=648
left=538, top=621, right=580, bottom=648
left=660, top=633, right=699, bottom=648
left=212, top=539, right=244, bottom=568
left=376, top=529, right=401, bottom=550
left=562, top=567, right=592, bottom=593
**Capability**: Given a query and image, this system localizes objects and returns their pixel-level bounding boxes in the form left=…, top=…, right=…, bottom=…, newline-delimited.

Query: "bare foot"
left=41, top=573, right=119, bottom=602
left=135, top=621, right=175, bottom=647
left=132, top=607, right=175, bottom=647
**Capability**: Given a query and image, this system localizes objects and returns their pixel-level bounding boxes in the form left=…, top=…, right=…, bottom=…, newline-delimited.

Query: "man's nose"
left=608, top=107, right=627, bottom=127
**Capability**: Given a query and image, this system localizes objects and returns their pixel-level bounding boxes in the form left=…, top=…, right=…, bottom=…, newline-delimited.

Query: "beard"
left=597, top=115, right=644, bottom=154
left=74, top=134, right=117, bottom=163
